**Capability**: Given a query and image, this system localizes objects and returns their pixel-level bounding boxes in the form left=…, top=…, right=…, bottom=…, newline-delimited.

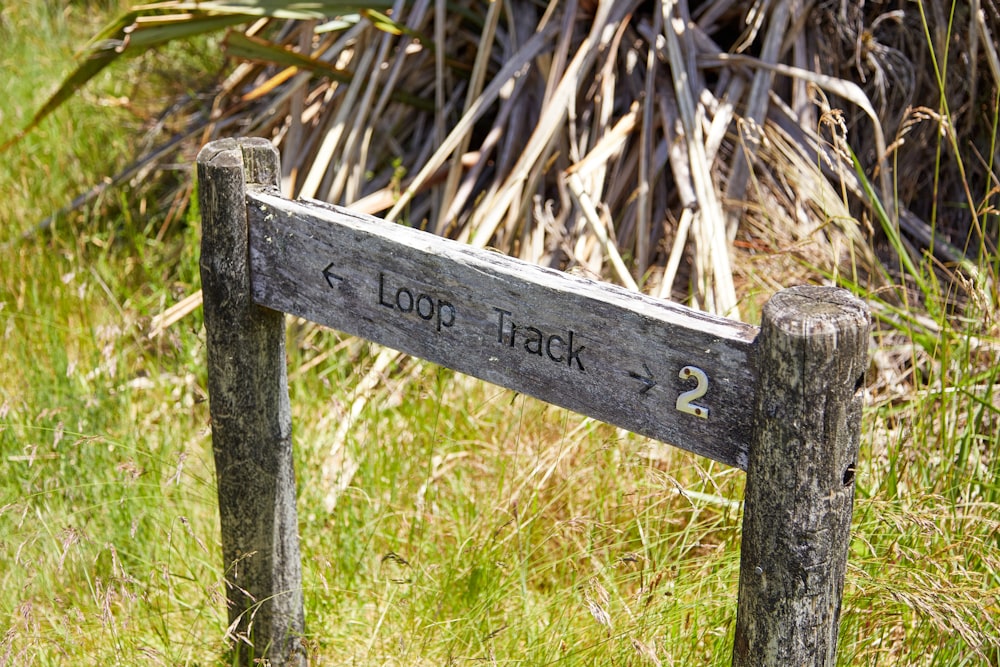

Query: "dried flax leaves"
left=150, top=0, right=898, bottom=331
left=138, top=0, right=923, bottom=503
left=284, top=1, right=885, bottom=312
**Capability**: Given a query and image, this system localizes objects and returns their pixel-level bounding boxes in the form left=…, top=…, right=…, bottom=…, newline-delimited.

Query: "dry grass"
left=22, top=1, right=992, bottom=313
left=3, top=0, right=1000, bottom=665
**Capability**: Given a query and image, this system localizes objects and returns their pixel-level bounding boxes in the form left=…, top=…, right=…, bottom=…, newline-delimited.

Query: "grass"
left=1, top=1, right=999, bottom=666
left=286, top=365, right=748, bottom=664
left=0, top=2, right=138, bottom=231
left=0, top=3, right=224, bottom=662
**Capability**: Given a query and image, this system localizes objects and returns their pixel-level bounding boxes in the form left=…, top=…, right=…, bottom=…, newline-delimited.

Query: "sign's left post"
left=198, top=138, right=306, bottom=666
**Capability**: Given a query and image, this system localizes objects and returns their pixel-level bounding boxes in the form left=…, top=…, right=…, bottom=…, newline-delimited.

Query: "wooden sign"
left=198, top=138, right=869, bottom=667
left=246, top=191, right=759, bottom=469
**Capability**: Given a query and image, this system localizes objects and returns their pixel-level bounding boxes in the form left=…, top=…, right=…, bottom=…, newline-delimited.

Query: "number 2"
left=676, top=366, right=709, bottom=419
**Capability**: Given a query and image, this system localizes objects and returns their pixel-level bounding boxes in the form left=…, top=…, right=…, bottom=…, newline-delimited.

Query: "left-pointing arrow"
left=322, top=262, right=344, bottom=288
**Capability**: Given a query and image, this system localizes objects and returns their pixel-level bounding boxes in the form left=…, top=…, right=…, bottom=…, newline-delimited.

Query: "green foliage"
left=1, top=10, right=221, bottom=660
left=1, top=1, right=998, bottom=665
left=0, top=216, right=223, bottom=662
left=0, top=1, right=403, bottom=152
left=827, top=7, right=1000, bottom=662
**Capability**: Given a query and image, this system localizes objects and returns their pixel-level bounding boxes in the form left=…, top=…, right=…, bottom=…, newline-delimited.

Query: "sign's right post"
left=733, top=286, right=870, bottom=666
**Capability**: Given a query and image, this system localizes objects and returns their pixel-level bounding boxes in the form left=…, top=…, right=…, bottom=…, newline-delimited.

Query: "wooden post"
left=198, top=138, right=306, bottom=666
left=195, top=136, right=871, bottom=665
left=733, top=286, right=870, bottom=666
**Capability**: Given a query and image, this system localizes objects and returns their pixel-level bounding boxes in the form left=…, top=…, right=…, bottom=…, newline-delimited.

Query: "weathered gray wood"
left=733, top=286, right=870, bottom=666
left=198, top=135, right=870, bottom=665
left=198, top=138, right=306, bottom=666
left=246, top=192, right=760, bottom=469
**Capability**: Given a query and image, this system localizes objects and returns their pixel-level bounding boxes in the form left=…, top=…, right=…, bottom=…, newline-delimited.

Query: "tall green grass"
left=284, top=360, right=748, bottom=664
left=1, top=2, right=998, bottom=666
left=0, top=2, right=137, bottom=238
left=1, top=3, right=224, bottom=662
left=828, top=5, right=1000, bottom=662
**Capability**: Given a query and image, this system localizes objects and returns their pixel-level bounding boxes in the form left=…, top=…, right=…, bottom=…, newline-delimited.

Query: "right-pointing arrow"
left=629, top=363, right=657, bottom=395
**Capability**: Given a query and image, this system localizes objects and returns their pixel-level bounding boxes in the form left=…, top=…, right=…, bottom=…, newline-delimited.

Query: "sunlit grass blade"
left=150, top=0, right=396, bottom=20
left=1, top=1, right=400, bottom=152
left=1, top=10, right=244, bottom=151
left=222, top=31, right=433, bottom=110
left=851, top=147, right=931, bottom=298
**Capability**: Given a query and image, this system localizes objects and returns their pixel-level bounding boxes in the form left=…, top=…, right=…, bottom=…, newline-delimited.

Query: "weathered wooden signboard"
left=248, top=191, right=758, bottom=470
left=198, top=137, right=870, bottom=667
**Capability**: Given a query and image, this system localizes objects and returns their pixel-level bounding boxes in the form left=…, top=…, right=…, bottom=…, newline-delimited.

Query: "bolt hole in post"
left=842, top=464, right=856, bottom=486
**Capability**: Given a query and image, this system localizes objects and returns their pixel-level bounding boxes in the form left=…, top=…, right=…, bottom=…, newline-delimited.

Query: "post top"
left=764, top=285, right=870, bottom=335
left=197, top=137, right=281, bottom=188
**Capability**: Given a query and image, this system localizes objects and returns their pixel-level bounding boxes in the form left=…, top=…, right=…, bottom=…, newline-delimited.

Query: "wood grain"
left=199, top=136, right=870, bottom=666
left=732, top=286, right=870, bottom=666
left=246, top=191, right=759, bottom=469
left=198, top=138, right=306, bottom=667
